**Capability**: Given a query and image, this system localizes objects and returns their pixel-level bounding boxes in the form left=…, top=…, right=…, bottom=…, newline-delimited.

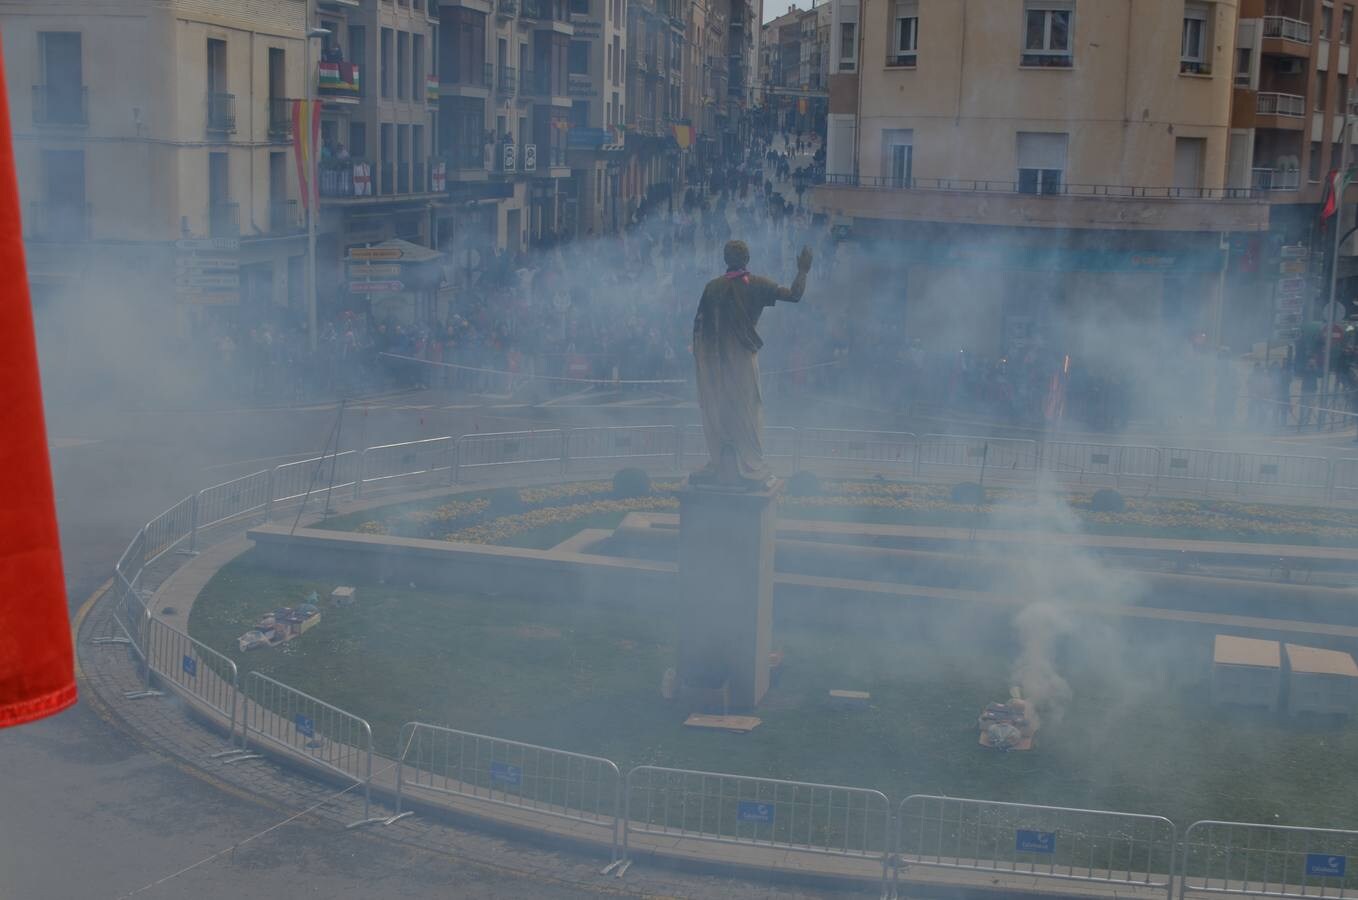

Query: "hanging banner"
left=291, top=99, right=322, bottom=212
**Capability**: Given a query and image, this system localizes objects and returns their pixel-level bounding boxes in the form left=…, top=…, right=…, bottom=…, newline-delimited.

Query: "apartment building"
left=815, top=0, right=1281, bottom=354
left=436, top=0, right=574, bottom=259
left=7, top=0, right=311, bottom=337
left=563, top=0, right=629, bottom=235
left=619, top=0, right=688, bottom=217
left=758, top=4, right=828, bottom=134
left=314, top=0, right=444, bottom=326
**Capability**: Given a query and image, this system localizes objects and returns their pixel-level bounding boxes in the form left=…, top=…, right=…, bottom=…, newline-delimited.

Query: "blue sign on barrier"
left=737, top=801, right=774, bottom=824
left=294, top=714, right=315, bottom=738
left=490, top=761, right=522, bottom=786
left=1016, top=830, right=1056, bottom=853
left=1306, top=854, right=1347, bottom=877
left=182, top=655, right=197, bottom=677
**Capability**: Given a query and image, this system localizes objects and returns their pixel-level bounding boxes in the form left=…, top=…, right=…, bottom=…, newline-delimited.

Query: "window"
left=882, top=129, right=912, bottom=186
left=1016, top=131, right=1067, bottom=193
left=569, top=40, right=589, bottom=74
left=1344, top=6, right=1354, bottom=44
left=1022, top=1, right=1072, bottom=68
left=1310, top=141, right=1323, bottom=182
left=1322, top=2, right=1334, bottom=40
left=1340, top=76, right=1350, bottom=114
left=889, top=0, right=917, bottom=66
left=37, top=32, right=84, bottom=125
left=1317, top=74, right=1328, bottom=112
left=1180, top=3, right=1210, bottom=74
left=380, top=28, right=392, bottom=97
left=839, top=22, right=857, bottom=70
left=413, top=34, right=425, bottom=101
left=350, top=122, right=367, bottom=159
left=570, top=0, right=588, bottom=13
left=1234, top=46, right=1251, bottom=87
left=397, top=31, right=409, bottom=99
left=350, top=26, right=367, bottom=95
left=1173, top=137, right=1205, bottom=191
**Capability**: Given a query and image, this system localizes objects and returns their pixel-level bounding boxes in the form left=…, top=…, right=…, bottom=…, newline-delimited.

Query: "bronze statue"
left=691, top=239, right=812, bottom=488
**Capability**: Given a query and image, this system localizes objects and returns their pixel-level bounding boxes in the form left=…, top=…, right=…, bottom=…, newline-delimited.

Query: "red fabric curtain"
left=0, top=39, right=77, bottom=728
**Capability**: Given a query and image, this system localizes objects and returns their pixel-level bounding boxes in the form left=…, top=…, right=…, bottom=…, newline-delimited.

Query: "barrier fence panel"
left=143, top=495, right=197, bottom=565
left=144, top=616, right=238, bottom=740
left=795, top=428, right=916, bottom=477
left=360, top=437, right=454, bottom=490
left=1179, top=820, right=1358, bottom=899
left=1226, top=453, right=1331, bottom=495
left=454, top=430, right=565, bottom=480
left=624, top=766, right=892, bottom=867
left=566, top=426, right=680, bottom=471
left=1043, top=442, right=1161, bottom=487
left=897, top=795, right=1175, bottom=897
left=396, top=723, right=621, bottom=858
left=196, top=470, right=271, bottom=531
left=1332, top=458, right=1358, bottom=502
left=271, top=451, right=361, bottom=505
left=765, top=426, right=799, bottom=475
left=242, top=671, right=373, bottom=817
left=917, top=435, right=1040, bottom=483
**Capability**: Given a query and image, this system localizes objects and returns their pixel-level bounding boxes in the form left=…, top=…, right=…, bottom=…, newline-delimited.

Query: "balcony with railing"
left=1262, top=16, right=1311, bottom=55
left=498, top=65, right=518, bottom=95
left=269, top=198, right=302, bottom=233
left=318, top=61, right=362, bottom=101
left=268, top=97, right=294, bottom=140
left=1251, top=167, right=1302, bottom=191
left=207, top=92, right=236, bottom=133
left=32, top=85, right=87, bottom=126
left=445, top=144, right=487, bottom=172
left=497, top=0, right=517, bottom=15
left=812, top=174, right=1270, bottom=232
left=568, top=73, right=593, bottom=96
left=209, top=201, right=240, bottom=238
left=1255, top=91, right=1307, bottom=130
left=319, top=160, right=376, bottom=198
left=26, top=201, right=91, bottom=242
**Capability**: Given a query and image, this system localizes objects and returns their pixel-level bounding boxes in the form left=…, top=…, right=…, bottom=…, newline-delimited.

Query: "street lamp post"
left=304, top=23, right=331, bottom=353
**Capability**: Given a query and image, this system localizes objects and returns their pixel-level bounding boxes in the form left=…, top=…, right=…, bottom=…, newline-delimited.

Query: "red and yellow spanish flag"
left=0, top=38, right=76, bottom=728
left=292, top=99, right=322, bottom=212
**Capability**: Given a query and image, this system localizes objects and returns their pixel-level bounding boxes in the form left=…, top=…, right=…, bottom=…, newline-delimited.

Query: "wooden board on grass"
left=684, top=714, right=762, bottom=733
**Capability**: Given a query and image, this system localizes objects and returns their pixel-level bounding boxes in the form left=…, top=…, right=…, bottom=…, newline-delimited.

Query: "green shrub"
left=613, top=467, right=652, bottom=498
left=1090, top=488, right=1126, bottom=513
left=951, top=482, right=986, bottom=505
left=786, top=470, right=821, bottom=497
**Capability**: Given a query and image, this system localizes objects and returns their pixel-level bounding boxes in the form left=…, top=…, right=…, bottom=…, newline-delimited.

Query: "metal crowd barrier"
left=359, top=436, right=455, bottom=493
left=142, top=495, right=196, bottom=565
left=624, top=765, right=892, bottom=878
left=395, top=722, right=622, bottom=859
left=1043, top=442, right=1162, bottom=487
left=565, top=425, right=679, bottom=471
left=271, top=450, right=360, bottom=504
left=1159, top=448, right=1332, bottom=498
left=896, top=795, right=1176, bottom=899
left=143, top=615, right=239, bottom=740
left=1179, top=820, right=1358, bottom=899
left=795, top=427, right=916, bottom=477
left=196, top=469, right=271, bottom=532
left=453, top=430, right=565, bottom=481
left=240, top=671, right=373, bottom=819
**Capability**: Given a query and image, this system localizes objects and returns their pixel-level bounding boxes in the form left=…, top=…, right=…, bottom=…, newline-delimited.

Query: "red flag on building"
left=291, top=99, right=322, bottom=212
left=1321, top=167, right=1354, bottom=222
left=0, top=39, right=76, bottom=728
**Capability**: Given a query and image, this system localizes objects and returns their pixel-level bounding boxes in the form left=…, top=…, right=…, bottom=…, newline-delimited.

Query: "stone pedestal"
left=676, top=481, right=780, bottom=710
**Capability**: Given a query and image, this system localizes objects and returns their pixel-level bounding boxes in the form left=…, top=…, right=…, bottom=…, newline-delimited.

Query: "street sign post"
left=348, top=247, right=403, bottom=261
left=348, top=280, right=404, bottom=293
left=348, top=264, right=401, bottom=278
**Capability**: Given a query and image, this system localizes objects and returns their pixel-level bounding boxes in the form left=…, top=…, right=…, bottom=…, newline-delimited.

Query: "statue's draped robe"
left=692, top=269, right=806, bottom=484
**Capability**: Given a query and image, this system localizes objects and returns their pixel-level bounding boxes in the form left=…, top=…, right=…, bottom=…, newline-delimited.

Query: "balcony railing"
left=32, top=85, right=87, bottom=126
left=270, top=198, right=302, bottom=233
left=318, top=61, right=362, bottom=98
left=499, top=65, right=518, bottom=94
left=821, top=173, right=1258, bottom=199
left=1257, top=91, right=1306, bottom=117
left=1251, top=167, right=1302, bottom=191
left=380, top=161, right=394, bottom=194
left=497, top=0, right=517, bottom=15
left=209, top=201, right=240, bottom=238
left=568, top=73, right=593, bottom=96
left=207, top=92, right=237, bottom=133
left=26, top=201, right=90, bottom=241
left=268, top=97, right=294, bottom=139
left=319, top=160, right=375, bottom=197
left=1262, top=16, right=1311, bottom=43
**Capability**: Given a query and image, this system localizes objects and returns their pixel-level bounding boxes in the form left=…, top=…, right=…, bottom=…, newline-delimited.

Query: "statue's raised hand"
left=797, top=246, right=814, bottom=273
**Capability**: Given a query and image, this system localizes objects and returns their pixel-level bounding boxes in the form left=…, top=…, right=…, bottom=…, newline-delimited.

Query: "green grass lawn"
left=191, top=555, right=1358, bottom=830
